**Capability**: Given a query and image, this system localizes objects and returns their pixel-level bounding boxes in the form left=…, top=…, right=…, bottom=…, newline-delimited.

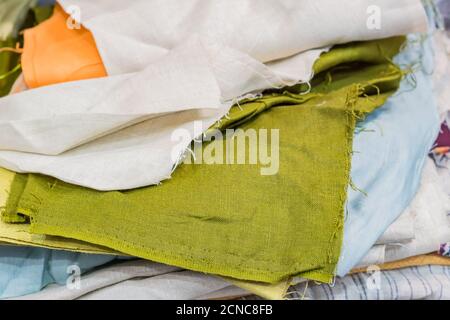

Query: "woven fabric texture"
left=3, top=38, right=404, bottom=284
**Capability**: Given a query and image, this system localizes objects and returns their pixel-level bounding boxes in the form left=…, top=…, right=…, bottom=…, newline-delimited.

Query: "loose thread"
left=355, top=126, right=376, bottom=134
left=0, top=63, right=21, bottom=81
left=329, top=275, right=337, bottom=288
left=344, top=203, right=349, bottom=222
left=0, top=42, right=23, bottom=54
left=349, top=178, right=368, bottom=197
left=301, top=281, right=309, bottom=300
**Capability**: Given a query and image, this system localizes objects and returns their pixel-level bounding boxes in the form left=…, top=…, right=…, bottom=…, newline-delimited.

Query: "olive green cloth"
left=0, top=2, right=53, bottom=97
left=0, top=0, right=36, bottom=41
left=3, top=37, right=404, bottom=284
left=0, top=38, right=21, bottom=98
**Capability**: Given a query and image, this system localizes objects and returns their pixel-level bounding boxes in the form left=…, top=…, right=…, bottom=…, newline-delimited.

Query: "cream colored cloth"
left=10, top=259, right=289, bottom=300
left=358, top=159, right=450, bottom=268
left=0, top=39, right=324, bottom=191
left=375, top=210, right=415, bottom=245
left=432, top=31, right=450, bottom=118
left=9, top=74, right=28, bottom=95
left=9, top=260, right=246, bottom=300
left=0, top=0, right=427, bottom=191
left=59, top=0, right=427, bottom=75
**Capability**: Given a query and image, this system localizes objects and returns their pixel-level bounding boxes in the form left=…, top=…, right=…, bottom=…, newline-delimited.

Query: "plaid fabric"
left=288, top=265, right=450, bottom=300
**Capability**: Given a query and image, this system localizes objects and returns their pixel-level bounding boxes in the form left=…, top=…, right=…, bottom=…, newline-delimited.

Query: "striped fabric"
left=243, top=265, right=450, bottom=300
left=287, top=266, right=450, bottom=300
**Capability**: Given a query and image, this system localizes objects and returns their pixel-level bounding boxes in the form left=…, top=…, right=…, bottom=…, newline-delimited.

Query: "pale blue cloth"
left=0, top=246, right=117, bottom=299
left=337, top=31, right=441, bottom=275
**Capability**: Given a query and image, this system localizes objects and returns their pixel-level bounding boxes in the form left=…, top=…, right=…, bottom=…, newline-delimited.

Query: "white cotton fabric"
left=0, top=0, right=428, bottom=190
left=58, top=0, right=428, bottom=75
left=357, top=159, right=450, bottom=268
left=0, top=37, right=324, bottom=190
left=433, top=30, right=450, bottom=196
left=10, top=260, right=249, bottom=300
left=355, top=245, right=386, bottom=269
left=433, top=31, right=450, bottom=118
left=375, top=210, right=415, bottom=245
left=79, top=271, right=247, bottom=300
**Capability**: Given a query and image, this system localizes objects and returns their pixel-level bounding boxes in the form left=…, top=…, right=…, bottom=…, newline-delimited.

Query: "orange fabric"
left=22, top=4, right=106, bottom=89
left=350, top=254, right=450, bottom=274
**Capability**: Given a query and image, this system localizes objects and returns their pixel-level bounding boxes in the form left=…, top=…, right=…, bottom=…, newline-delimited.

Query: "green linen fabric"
left=0, top=0, right=37, bottom=41
left=0, top=0, right=40, bottom=96
left=0, top=0, right=52, bottom=41
left=0, top=2, right=54, bottom=97
left=0, top=38, right=21, bottom=98
left=3, top=173, right=29, bottom=223
left=2, top=37, right=405, bottom=284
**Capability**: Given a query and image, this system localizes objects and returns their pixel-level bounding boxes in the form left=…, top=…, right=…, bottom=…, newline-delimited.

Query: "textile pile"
left=0, top=0, right=449, bottom=300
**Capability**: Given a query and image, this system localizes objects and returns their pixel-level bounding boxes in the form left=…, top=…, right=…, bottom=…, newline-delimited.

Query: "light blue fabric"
left=337, top=31, right=441, bottom=275
left=0, top=246, right=117, bottom=299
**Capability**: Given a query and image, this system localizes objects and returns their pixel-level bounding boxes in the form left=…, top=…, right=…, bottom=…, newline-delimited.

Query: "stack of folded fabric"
left=0, top=0, right=449, bottom=300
